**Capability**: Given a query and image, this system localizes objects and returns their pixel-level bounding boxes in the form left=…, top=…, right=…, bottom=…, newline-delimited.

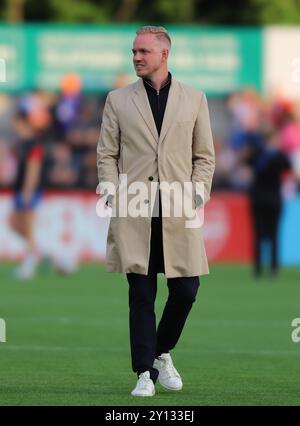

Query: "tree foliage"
left=1, top=0, right=300, bottom=24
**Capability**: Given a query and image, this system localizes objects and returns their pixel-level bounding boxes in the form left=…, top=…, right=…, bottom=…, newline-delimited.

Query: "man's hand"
left=104, top=200, right=113, bottom=209
left=96, top=184, right=113, bottom=209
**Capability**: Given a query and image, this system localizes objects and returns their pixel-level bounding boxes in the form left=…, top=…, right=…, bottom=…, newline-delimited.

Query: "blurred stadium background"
left=1, top=0, right=300, bottom=406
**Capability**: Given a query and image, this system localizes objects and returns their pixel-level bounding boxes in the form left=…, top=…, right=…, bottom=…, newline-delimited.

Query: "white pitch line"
left=1, top=345, right=299, bottom=357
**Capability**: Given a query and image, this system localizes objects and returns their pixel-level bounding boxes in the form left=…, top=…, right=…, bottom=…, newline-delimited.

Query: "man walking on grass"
left=97, top=26, right=215, bottom=396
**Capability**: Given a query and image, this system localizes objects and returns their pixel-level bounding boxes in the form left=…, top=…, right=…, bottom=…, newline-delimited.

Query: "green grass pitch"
left=0, top=263, right=300, bottom=406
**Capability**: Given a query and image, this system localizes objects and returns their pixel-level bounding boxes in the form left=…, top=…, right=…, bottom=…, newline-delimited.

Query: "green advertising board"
left=0, top=24, right=262, bottom=95
left=0, top=26, right=26, bottom=90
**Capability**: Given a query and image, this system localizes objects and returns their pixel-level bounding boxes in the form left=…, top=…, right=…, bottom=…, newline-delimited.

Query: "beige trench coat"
left=97, top=77, right=215, bottom=278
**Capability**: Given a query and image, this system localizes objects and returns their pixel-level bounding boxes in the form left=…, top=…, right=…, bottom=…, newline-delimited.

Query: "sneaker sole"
left=159, top=381, right=183, bottom=391
left=131, top=391, right=155, bottom=397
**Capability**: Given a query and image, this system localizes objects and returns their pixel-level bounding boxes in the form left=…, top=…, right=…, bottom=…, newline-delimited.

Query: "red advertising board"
left=0, top=191, right=253, bottom=263
left=204, top=193, right=253, bottom=262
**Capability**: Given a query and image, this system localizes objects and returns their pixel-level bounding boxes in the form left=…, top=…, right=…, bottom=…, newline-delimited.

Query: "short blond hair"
left=136, top=26, right=171, bottom=48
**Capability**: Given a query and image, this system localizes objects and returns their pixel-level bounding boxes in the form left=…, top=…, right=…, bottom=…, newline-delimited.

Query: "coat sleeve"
left=192, top=92, right=215, bottom=206
left=96, top=93, right=120, bottom=203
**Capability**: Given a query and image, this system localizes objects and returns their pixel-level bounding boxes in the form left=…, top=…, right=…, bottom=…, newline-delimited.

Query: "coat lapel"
left=132, top=77, right=181, bottom=145
left=159, top=78, right=181, bottom=144
left=132, top=79, right=158, bottom=143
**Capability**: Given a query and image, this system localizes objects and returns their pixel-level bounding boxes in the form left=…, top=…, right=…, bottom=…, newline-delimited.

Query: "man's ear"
left=162, top=48, right=169, bottom=61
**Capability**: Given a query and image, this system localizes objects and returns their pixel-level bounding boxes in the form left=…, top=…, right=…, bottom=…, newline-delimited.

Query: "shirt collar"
left=143, top=72, right=172, bottom=91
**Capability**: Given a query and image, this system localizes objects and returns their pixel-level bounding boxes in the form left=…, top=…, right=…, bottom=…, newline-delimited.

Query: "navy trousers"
left=127, top=207, right=200, bottom=382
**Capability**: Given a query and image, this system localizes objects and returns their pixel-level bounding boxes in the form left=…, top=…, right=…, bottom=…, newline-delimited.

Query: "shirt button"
left=148, top=176, right=154, bottom=181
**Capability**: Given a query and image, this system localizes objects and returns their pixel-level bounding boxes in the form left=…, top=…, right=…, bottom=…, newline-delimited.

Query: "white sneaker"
left=153, top=353, right=183, bottom=391
left=13, top=254, right=39, bottom=279
left=131, top=371, right=155, bottom=397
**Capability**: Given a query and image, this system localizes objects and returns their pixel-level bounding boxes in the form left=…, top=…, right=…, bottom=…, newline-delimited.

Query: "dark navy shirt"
left=143, top=72, right=172, bottom=136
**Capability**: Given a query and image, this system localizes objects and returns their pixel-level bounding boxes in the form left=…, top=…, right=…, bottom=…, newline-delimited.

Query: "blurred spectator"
left=0, top=85, right=299, bottom=195
left=225, top=88, right=267, bottom=190
left=0, top=94, right=14, bottom=139
left=0, top=138, right=17, bottom=186
left=79, top=149, right=98, bottom=189
left=9, top=112, right=46, bottom=279
left=245, top=132, right=291, bottom=278
left=227, top=88, right=266, bottom=150
left=47, top=143, right=78, bottom=188
left=271, top=100, right=300, bottom=181
left=18, top=89, right=53, bottom=133
left=54, top=74, right=83, bottom=138
left=113, top=72, right=131, bottom=89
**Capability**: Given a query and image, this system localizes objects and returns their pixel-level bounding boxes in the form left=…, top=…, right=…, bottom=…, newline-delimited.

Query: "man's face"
left=132, top=33, right=165, bottom=79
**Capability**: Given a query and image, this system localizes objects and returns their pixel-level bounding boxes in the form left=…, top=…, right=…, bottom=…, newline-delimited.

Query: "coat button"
left=144, top=199, right=150, bottom=204
left=148, top=176, right=154, bottom=181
